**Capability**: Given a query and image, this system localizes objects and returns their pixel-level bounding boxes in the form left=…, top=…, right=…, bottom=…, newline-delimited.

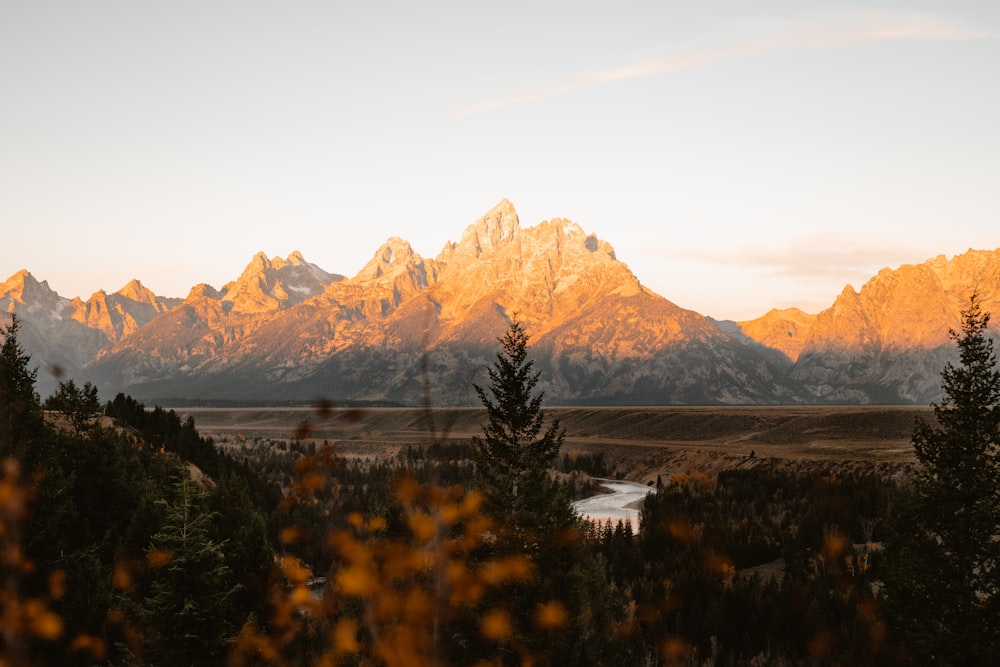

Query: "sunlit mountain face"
left=4, top=202, right=999, bottom=405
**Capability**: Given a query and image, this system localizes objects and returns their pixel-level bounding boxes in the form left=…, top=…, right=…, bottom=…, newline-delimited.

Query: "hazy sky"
left=2, top=1, right=998, bottom=320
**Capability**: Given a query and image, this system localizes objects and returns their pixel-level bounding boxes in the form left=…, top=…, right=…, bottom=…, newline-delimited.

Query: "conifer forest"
left=1, top=307, right=998, bottom=666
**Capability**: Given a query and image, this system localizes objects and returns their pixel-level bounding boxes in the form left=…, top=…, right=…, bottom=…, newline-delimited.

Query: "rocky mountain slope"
left=1, top=271, right=179, bottom=395
left=4, top=202, right=999, bottom=405
left=82, top=201, right=795, bottom=404
left=735, top=309, right=816, bottom=364
left=784, top=250, right=1000, bottom=403
left=714, top=249, right=1000, bottom=404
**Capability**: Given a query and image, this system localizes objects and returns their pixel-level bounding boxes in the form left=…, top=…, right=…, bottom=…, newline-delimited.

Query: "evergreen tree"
left=45, top=378, right=100, bottom=434
left=471, top=321, right=642, bottom=664
left=208, top=472, right=274, bottom=619
left=141, top=466, right=242, bottom=667
left=882, top=293, right=1000, bottom=664
left=472, top=320, right=570, bottom=536
left=0, top=313, right=41, bottom=456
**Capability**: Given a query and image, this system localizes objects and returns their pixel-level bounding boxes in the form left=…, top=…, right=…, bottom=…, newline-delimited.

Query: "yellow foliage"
left=279, top=554, right=312, bottom=585
left=47, top=570, right=67, bottom=600
left=112, top=562, right=133, bottom=591
left=0, top=459, right=68, bottom=659
left=279, top=525, right=306, bottom=546
left=146, top=548, right=174, bottom=569
left=479, top=608, right=513, bottom=641
left=822, top=526, right=849, bottom=561
left=660, top=635, right=692, bottom=666
left=69, top=633, right=107, bottom=661
left=288, top=585, right=312, bottom=607
left=334, top=564, right=377, bottom=597
left=229, top=451, right=547, bottom=666
left=666, top=517, right=699, bottom=545
left=24, top=599, right=63, bottom=640
left=332, top=619, right=360, bottom=654
left=534, top=601, right=568, bottom=630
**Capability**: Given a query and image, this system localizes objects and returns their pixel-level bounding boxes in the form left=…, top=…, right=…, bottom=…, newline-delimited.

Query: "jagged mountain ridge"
left=784, top=250, right=1000, bottom=403
left=715, top=249, right=1000, bottom=403
left=4, top=201, right=999, bottom=404
left=85, top=200, right=795, bottom=404
left=1, top=271, right=182, bottom=394
left=221, top=249, right=342, bottom=314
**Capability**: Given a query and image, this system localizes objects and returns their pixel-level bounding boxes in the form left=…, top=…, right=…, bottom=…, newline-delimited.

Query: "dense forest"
left=1, top=308, right=998, bottom=665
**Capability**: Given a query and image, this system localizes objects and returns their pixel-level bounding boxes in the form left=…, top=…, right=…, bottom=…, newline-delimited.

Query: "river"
left=572, top=479, right=654, bottom=530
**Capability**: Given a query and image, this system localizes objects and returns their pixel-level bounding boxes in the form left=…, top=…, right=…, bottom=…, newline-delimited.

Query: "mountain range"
left=4, top=199, right=998, bottom=405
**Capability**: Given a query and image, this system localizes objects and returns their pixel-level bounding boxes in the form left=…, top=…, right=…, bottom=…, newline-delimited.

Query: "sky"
left=2, top=1, right=998, bottom=321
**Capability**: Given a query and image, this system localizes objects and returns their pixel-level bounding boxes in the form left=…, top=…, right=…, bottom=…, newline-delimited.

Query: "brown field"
left=180, top=405, right=928, bottom=482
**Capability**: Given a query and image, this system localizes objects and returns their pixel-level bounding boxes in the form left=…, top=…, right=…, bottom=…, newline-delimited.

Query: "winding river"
left=572, top=479, right=654, bottom=530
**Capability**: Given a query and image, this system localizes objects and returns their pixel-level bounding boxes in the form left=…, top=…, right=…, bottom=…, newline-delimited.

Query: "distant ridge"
left=4, top=202, right=999, bottom=405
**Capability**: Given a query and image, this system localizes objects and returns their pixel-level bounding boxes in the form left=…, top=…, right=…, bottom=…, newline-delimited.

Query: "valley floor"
left=181, top=405, right=924, bottom=481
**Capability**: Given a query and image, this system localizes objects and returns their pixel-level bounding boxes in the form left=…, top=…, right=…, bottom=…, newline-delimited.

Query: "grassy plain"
left=180, top=405, right=925, bottom=482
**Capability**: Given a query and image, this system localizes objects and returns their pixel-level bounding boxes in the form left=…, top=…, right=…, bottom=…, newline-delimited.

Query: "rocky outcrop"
left=1, top=270, right=68, bottom=316
left=68, top=280, right=180, bottom=342
left=785, top=249, right=1000, bottom=403
left=1, top=272, right=176, bottom=396
left=339, top=237, right=439, bottom=320
left=436, top=198, right=520, bottom=266
left=221, top=251, right=342, bottom=314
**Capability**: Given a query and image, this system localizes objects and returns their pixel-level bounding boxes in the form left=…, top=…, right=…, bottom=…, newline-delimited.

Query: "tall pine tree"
left=141, top=466, right=242, bottom=667
left=471, top=321, right=642, bottom=665
left=472, top=319, right=571, bottom=537
left=882, top=292, right=1000, bottom=664
left=0, top=314, right=41, bottom=457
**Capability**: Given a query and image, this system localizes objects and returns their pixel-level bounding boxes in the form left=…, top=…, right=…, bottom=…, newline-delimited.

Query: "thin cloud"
left=457, top=11, right=992, bottom=116
left=662, top=233, right=933, bottom=284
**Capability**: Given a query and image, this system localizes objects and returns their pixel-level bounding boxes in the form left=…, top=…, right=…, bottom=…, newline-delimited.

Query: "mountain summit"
left=437, top=198, right=521, bottom=265
left=4, top=202, right=999, bottom=405
left=79, top=201, right=791, bottom=404
left=222, top=251, right=342, bottom=314
left=1, top=271, right=179, bottom=394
